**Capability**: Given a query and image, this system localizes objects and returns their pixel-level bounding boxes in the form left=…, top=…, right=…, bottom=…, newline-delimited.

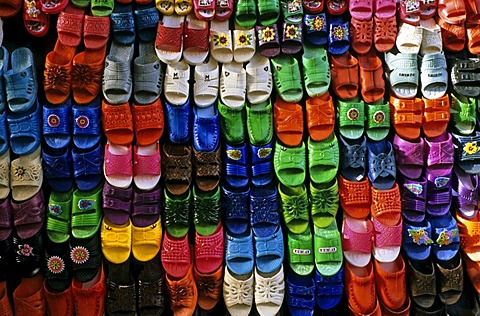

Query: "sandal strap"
left=338, top=99, right=365, bottom=129
left=138, top=278, right=165, bottom=310
left=42, top=149, right=72, bottom=180
left=72, top=145, right=103, bottom=178
left=184, top=23, right=209, bottom=51
left=10, top=156, right=42, bottom=188
left=343, top=219, right=373, bottom=253
left=12, top=191, right=44, bottom=227
left=132, top=101, right=164, bottom=134
left=84, top=15, right=110, bottom=49
left=133, top=60, right=164, bottom=98
left=366, top=103, right=390, bottom=130
left=288, top=238, right=314, bottom=264
left=103, top=58, right=132, bottom=95
left=43, top=103, right=71, bottom=137
left=102, top=102, right=133, bottom=134
left=373, top=217, right=402, bottom=248
left=72, top=103, right=101, bottom=137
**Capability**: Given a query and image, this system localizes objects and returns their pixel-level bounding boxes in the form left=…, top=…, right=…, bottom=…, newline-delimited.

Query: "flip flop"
left=72, top=97, right=101, bottom=149
left=302, top=44, right=331, bottom=98
left=256, top=24, right=281, bottom=58
left=342, top=215, right=374, bottom=268
left=274, top=140, right=306, bottom=187
left=271, top=55, right=303, bottom=103
left=246, top=54, right=273, bottom=105
left=110, top=4, right=136, bottom=45
left=23, top=0, right=50, bottom=37
left=303, top=13, right=328, bottom=46
left=72, top=185, right=102, bottom=239
left=132, top=99, right=164, bottom=146
left=358, top=50, right=385, bottom=104
left=163, top=59, right=190, bottom=106
left=233, top=29, right=256, bottom=63
left=72, top=143, right=103, bottom=191
left=235, top=0, right=256, bottom=28
left=47, top=189, right=73, bottom=244
left=10, top=146, right=43, bottom=202
left=385, top=52, right=419, bottom=99
left=308, top=134, right=339, bottom=185
left=419, top=18, right=442, bottom=55
left=155, top=14, right=184, bottom=65
left=42, top=146, right=74, bottom=193
left=279, top=183, right=309, bottom=234
left=366, top=102, right=390, bottom=141
left=258, top=0, right=280, bottom=26
left=337, top=98, right=364, bottom=140
left=420, top=52, right=448, bottom=100
left=175, top=0, right=193, bottom=14
left=423, top=95, right=450, bottom=138
left=133, top=41, right=164, bottom=105
left=330, top=52, right=359, bottom=100
left=209, top=19, right=233, bottom=64
left=7, top=99, right=41, bottom=155
left=220, top=61, right=246, bottom=109
left=102, top=42, right=134, bottom=105
left=102, top=101, right=134, bottom=146
left=287, top=227, right=314, bottom=276
left=396, top=22, right=422, bottom=54
left=328, top=16, right=350, bottom=55
left=313, top=222, right=343, bottom=277
left=193, top=0, right=215, bottom=20
left=104, top=142, right=133, bottom=189
left=310, top=179, right=338, bottom=229
left=182, top=14, right=209, bottom=65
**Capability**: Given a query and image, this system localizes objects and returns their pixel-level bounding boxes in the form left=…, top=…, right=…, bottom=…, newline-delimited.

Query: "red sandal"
left=23, top=0, right=50, bottom=37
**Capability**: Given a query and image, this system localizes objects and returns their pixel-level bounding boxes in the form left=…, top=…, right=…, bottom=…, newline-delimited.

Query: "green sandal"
left=303, top=44, right=331, bottom=98
left=258, top=0, right=280, bottom=26
left=279, top=183, right=309, bottom=234
left=338, top=98, right=365, bottom=140
left=91, top=0, right=114, bottom=16
left=274, top=140, right=306, bottom=187
left=164, top=188, right=191, bottom=238
left=235, top=0, right=257, bottom=29
left=246, top=99, right=273, bottom=146
left=72, top=185, right=103, bottom=239
left=366, top=102, right=390, bottom=141
left=287, top=226, right=314, bottom=276
left=219, top=100, right=246, bottom=145
left=47, top=189, right=74, bottom=243
left=193, top=185, right=221, bottom=236
left=271, top=54, right=303, bottom=103
left=308, top=134, right=339, bottom=185
left=71, top=0, right=90, bottom=8
left=314, top=222, right=343, bottom=277
left=310, top=179, right=339, bottom=229
left=450, top=92, right=476, bottom=135
left=280, top=0, right=304, bottom=24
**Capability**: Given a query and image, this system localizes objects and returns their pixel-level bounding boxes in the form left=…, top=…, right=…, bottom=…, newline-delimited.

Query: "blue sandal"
left=315, top=266, right=344, bottom=310
left=327, top=16, right=350, bottom=55
left=0, top=111, right=8, bottom=155
left=225, top=229, right=254, bottom=275
left=72, top=97, right=101, bottom=150
left=134, top=6, right=159, bottom=42
left=250, top=140, right=274, bottom=186
left=250, top=184, right=279, bottom=238
left=165, top=98, right=192, bottom=144
left=43, top=99, right=72, bottom=150
left=224, top=143, right=249, bottom=188
left=222, top=185, right=250, bottom=235
left=254, top=225, right=284, bottom=274
left=367, top=139, right=396, bottom=190
left=304, top=13, right=328, bottom=46
left=7, top=99, right=41, bottom=155
left=72, top=143, right=103, bottom=191
left=42, top=147, right=74, bottom=193
left=110, top=3, right=136, bottom=45
left=0, top=47, right=9, bottom=113
left=286, top=272, right=316, bottom=316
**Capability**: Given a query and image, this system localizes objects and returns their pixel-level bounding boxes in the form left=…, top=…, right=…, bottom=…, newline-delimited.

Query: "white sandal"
left=223, top=267, right=254, bottom=316
left=396, top=22, right=423, bottom=54
left=194, top=58, right=219, bottom=107
left=246, top=54, right=273, bottom=105
left=233, top=29, right=256, bottom=63
left=254, top=264, right=285, bottom=316
left=164, top=59, right=190, bottom=106
left=220, top=61, right=246, bottom=108
left=210, top=19, right=233, bottom=64
left=419, top=18, right=442, bottom=55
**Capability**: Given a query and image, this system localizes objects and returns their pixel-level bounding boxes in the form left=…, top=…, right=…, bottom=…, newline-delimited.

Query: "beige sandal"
left=0, top=150, right=10, bottom=200
left=10, top=146, right=43, bottom=202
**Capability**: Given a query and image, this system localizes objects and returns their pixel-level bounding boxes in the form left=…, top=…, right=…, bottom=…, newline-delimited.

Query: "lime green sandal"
left=235, top=0, right=257, bottom=28
left=271, top=55, right=303, bottom=103
left=311, top=179, right=339, bottom=229
left=258, top=0, right=280, bottom=26
left=274, top=140, right=306, bottom=187
left=338, top=98, right=365, bottom=140
left=47, top=189, right=74, bottom=243
left=314, top=222, right=343, bottom=277
left=71, top=0, right=90, bottom=8
left=308, top=134, right=339, bottom=185
left=366, top=102, right=390, bottom=141
left=287, top=226, right=314, bottom=276
left=279, top=183, right=309, bottom=234
left=218, top=100, right=246, bottom=145
left=450, top=92, right=476, bottom=135
left=303, top=44, right=331, bottom=98
left=246, top=99, right=273, bottom=146
left=193, top=185, right=221, bottom=236
left=91, top=0, right=114, bottom=16
left=72, top=185, right=103, bottom=239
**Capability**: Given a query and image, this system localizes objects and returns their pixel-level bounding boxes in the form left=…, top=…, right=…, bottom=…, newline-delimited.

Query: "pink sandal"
left=349, top=0, right=373, bottom=20
left=374, top=0, right=396, bottom=18
left=104, top=143, right=133, bottom=189
left=133, top=144, right=161, bottom=191
left=342, top=216, right=374, bottom=268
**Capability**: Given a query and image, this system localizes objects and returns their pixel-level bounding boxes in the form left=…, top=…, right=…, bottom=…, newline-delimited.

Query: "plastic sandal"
left=402, top=221, right=433, bottom=261
left=101, top=101, right=134, bottom=146
left=193, top=0, right=215, bottom=20
left=313, top=222, right=343, bottom=277
left=467, top=22, right=480, bottom=55
left=134, top=6, right=159, bottom=42
left=393, top=134, right=424, bottom=179
left=451, top=58, right=480, bottom=98
left=302, top=45, right=330, bottom=98
left=438, top=0, right=466, bottom=24
left=102, top=42, right=134, bottom=105
left=110, top=4, right=135, bottom=45
left=132, top=218, right=162, bottom=262
left=7, top=99, right=41, bottom=156
left=194, top=223, right=223, bottom=274
left=308, top=134, right=339, bottom=185
left=216, top=0, right=233, bottom=19
left=342, top=216, right=374, bottom=268
left=249, top=140, right=274, bottom=186
left=420, top=52, right=448, bottom=100
left=72, top=144, right=103, bottom=191
left=258, top=0, right=280, bottom=26
left=315, top=267, right=343, bottom=310
left=330, top=52, right=359, bottom=100
left=72, top=98, right=101, bottom=149
left=328, top=16, right=350, bottom=55
left=303, top=0, right=323, bottom=13
left=225, top=228, right=254, bottom=275
left=40, top=0, right=68, bottom=14
left=385, top=52, right=419, bottom=99
left=233, top=29, right=256, bottom=63
left=163, top=187, right=190, bottom=237
left=72, top=185, right=102, bottom=239
left=23, top=0, right=50, bottom=37
left=398, top=175, right=427, bottom=223
left=83, top=15, right=110, bottom=50
left=305, top=93, right=334, bottom=142
left=156, top=0, right=174, bottom=14
left=194, top=58, right=218, bottom=107
left=406, top=259, right=436, bottom=309
left=43, top=99, right=71, bottom=150
left=287, top=227, right=314, bottom=275
left=399, top=0, right=421, bottom=25
left=223, top=267, right=254, bottom=316
left=44, top=43, right=76, bottom=105
left=254, top=226, right=284, bottom=274
left=246, top=99, right=273, bottom=146
left=374, top=255, right=406, bottom=311
left=430, top=214, right=460, bottom=262
left=193, top=185, right=221, bottom=236
left=419, top=18, right=442, bottom=55
left=235, top=0, right=256, bottom=28
left=396, top=22, right=422, bottom=54
left=373, top=16, right=397, bottom=52
left=339, top=134, right=366, bottom=182
left=349, top=0, right=373, bottom=20
left=279, top=183, right=309, bottom=234
left=453, top=166, right=478, bottom=219
left=133, top=42, right=163, bottom=105
left=132, top=186, right=161, bottom=227
left=105, top=265, right=136, bottom=315
left=339, top=175, right=371, bottom=219
left=183, top=14, right=209, bottom=65
left=0, top=47, right=8, bottom=113
left=421, top=0, right=437, bottom=19
left=358, top=50, right=385, bottom=104
left=13, top=272, right=46, bottom=315
left=374, top=0, right=396, bottom=18
left=436, top=257, right=463, bottom=305
left=425, top=132, right=454, bottom=177
left=423, top=95, right=449, bottom=138
left=426, top=171, right=452, bottom=217
left=46, top=189, right=72, bottom=244
left=372, top=217, right=402, bottom=263
left=286, top=272, right=315, bottom=315
left=250, top=183, right=279, bottom=237
left=282, top=23, right=303, bottom=55
left=192, top=104, right=221, bottom=153
left=0, top=0, right=21, bottom=18
left=101, top=218, right=131, bottom=264
left=155, top=14, right=184, bottom=65
left=222, top=184, right=249, bottom=235
left=163, top=60, right=190, bottom=106
left=303, top=13, right=327, bottom=46
left=281, top=0, right=304, bottom=24
left=0, top=150, right=9, bottom=200
left=42, top=146, right=73, bottom=193
left=456, top=213, right=480, bottom=262
left=326, top=0, right=347, bottom=14
left=254, top=265, right=285, bottom=316
left=437, top=16, right=466, bottom=52
left=452, top=131, right=480, bottom=174
left=388, top=96, right=423, bottom=140
left=103, top=142, right=133, bottom=189
left=162, top=143, right=192, bottom=196
left=371, top=182, right=401, bottom=226
left=271, top=55, right=303, bottom=103
left=175, top=0, right=193, bottom=14
left=132, top=100, right=164, bottom=146
left=310, top=178, right=339, bottom=229
left=209, top=19, right=233, bottom=64
left=367, top=140, right=396, bottom=190
left=273, top=99, right=303, bottom=147
left=164, top=103, right=189, bottom=146
left=218, top=100, right=245, bottom=144
left=195, top=264, right=223, bottom=311
left=274, top=140, right=306, bottom=187
left=12, top=188, right=43, bottom=241
left=350, top=17, right=373, bottom=55
left=44, top=239, right=72, bottom=294
left=366, top=102, right=390, bottom=141
left=256, top=24, right=281, bottom=58
left=224, top=143, right=248, bottom=188
left=246, top=54, right=272, bottom=105
left=220, top=62, right=246, bottom=109
left=102, top=182, right=132, bottom=226
left=91, top=0, right=114, bottom=16
left=337, top=99, right=364, bottom=140
left=70, top=233, right=102, bottom=282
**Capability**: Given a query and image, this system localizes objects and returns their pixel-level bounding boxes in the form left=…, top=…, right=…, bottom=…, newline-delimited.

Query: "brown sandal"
left=162, top=144, right=192, bottom=195
left=193, top=146, right=221, bottom=192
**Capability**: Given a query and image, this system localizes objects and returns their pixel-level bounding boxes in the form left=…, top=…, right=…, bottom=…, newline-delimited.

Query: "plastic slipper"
left=371, top=182, right=401, bottom=226
left=83, top=15, right=110, bottom=51
left=399, top=0, right=421, bottom=25
left=101, top=217, right=131, bottom=264
left=452, top=132, right=480, bottom=174
left=308, top=134, right=339, bottom=185
left=132, top=217, right=161, bottom=263
left=305, top=93, right=334, bottom=142
left=286, top=274, right=315, bottom=316
left=274, top=99, right=303, bottom=147
left=313, top=222, right=343, bottom=276
left=254, top=225, right=284, bottom=274
left=44, top=43, right=75, bottom=106
left=339, top=134, right=367, bottom=182
left=72, top=143, right=103, bottom=191
left=396, top=22, right=422, bottom=54
left=216, top=0, right=233, bottom=20
left=330, top=52, right=359, bottom=100
left=453, top=166, right=478, bottom=219
left=193, top=58, right=218, bottom=107
left=425, top=132, right=454, bottom=178
left=326, top=0, right=347, bottom=14
left=0, top=47, right=8, bottom=113
left=72, top=185, right=102, bottom=239
left=233, top=29, right=256, bottom=63
left=303, top=13, right=328, bottom=46
left=249, top=140, right=274, bottom=187
left=91, top=0, right=114, bottom=16
left=328, top=16, right=350, bottom=55
left=162, top=143, right=192, bottom=195
left=246, top=99, right=273, bottom=146
left=256, top=24, right=281, bottom=58
left=0, top=0, right=21, bottom=18
left=423, top=95, right=449, bottom=138
left=235, top=0, right=256, bottom=28
left=209, top=19, right=233, bottom=64
left=342, top=215, right=374, bottom=268
left=133, top=41, right=164, bottom=105
left=102, top=182, right=132, bottom=226
left=282, top=23, right=303, bottom=54
left=0, top=150, right=9, bottom=199
left=350, top=18, right=373, bottom=55
left=366, top=102, right=390, bottom=141
left=4, top=47, right=37, bottom=113
left=157, top=0, right=174, bottom=14
left=223, top=269, right=254, bottom=316
left=438, top=0, right=466, bottom=24
left=193, top=142, right=221, bottom=187
left=155, top=14, right=184, bottom=65
left=258, top=0, right=280, bottom=26
left=385, top=52, right=419, bottom=99
left=358, top=50, right=385, bottom=104
left=42, top=99, right=71, bottom=150
left=69, top=233, right=102, bottom=282
left=222, top=185, right=249, bottom=235
left=419, top=18, right=442, bottom=55
left=12, top=230, right=43, bottom=277
left=134, top=6, right=159, bottom=42
left=183, top=14, right=209, bottom=65
left=193, top=0, right=215, bottom=20
left=164, top=59, right=190, bottom=106
left=349, top=0, right=372, bottom=20
left=274, top=140, right=306, bottom=187
left=132, top=100, right=164, bottom=146
left=430, top=214, right=460, bottom=262
left=103, top=142, right=133, bottom=189
left=287, top=227, right=314, bottom=276
left=193, top=102, right=220, bottom=148
left=193, top=185, right=221, bottom=236
left=373, top=16, right=397, bottom=53
left=219, top=61, right=246, bottom=109
left=225, top=229, right=254, bottom=275
left=420, top=52, right=448, bottom=100
left=450, top=92, right=476, bottom=135
left=337, top=98, right=364, bottom=140
left=110, top=4, right=136, bottom=45
left=223, top=143, right=248, bottom=188
left=456, top=212, right=480, bottom=262
left=72, top=97, right=101, bottom=149
left=250, top=183, right=279, bottom=238
left=165, top=98, right=192, bottom=143
left=367, top=140, right=396, bottom=190
left=451, top=58, right=480, bottom=98
left=101, top=101, right=134, bottom=146
left=398, top=175, right=427, bottom=222
left=23, top=0, right=50, bottom=37
left=271, top=55, right=303, bottom=103
left=420, top=0, right=437, bottom=19
left=372, top=217, right=402, bottom=263
left=175, top=0, right=193, bottom=14
left=374, top=0, right=395, bottom=18
left=163, top=186, right=190, bottom=237
left=425, top=172, right=452, bottom=218
left=315, top=267, right=343, bottom=310
left=246, top=54, right=272, bottom=105
left=393, top=134, right=424, bottom=179
left=42, top=147, right=73, bottom=193
left=303, top=44, right=330, bottom=98
left=310, top=179, right=338, bottom=229
left=279, top=183, right=309, bottom=234
left=281, top=0, right=304, bottom=24
left=7, top=99, right=40, bottom=156
left=132, top=186, right=161, bottom=226
left=389, top=96, right=423, bottom=140
left=467, top=22, right=480, bottom=55
left=40, top=0, right=68, bottom=14
left=402, top=221, right=433, bottom=261
left=10, top=146, right=42, bottom=202
left=195, top=223, right=223, bottom=274
left=46, top=189, right=73, bottom=244
left=303, top=0, right=324, bottom=13
left=437, top=16, right=465, bottom=52
left=102, top=42, right=134, bottom=105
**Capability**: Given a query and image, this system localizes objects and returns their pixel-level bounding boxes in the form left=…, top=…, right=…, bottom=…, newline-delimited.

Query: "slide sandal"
left=72, top=98, right=101, bottom=149
left=71, top=185, right=102, bottom=239
left=308, top=134, right=339, bottom=185
left=425, top=133, right=454, bottom=177
left=420, top=18, right=442, bottom=55
left=375, top=0, right=396, bottom=18
left=349, top=0, right=373, bottom=20
left=164, top=59, right=190, bottom=106
left=193, top=185, right=221, bottom=236
left=366, top=102, right=390, bottom=141
left=225, top=229, right=254, bottom=275
left=373, top=16, right=397, bottom=53
left=104, top=142, right=133, bottom=189
left=91, top=0, right=114, bottom=16
left=303, top=13, right=328, bottom=46
left=339, top=135, right=367, bottom=182
left=134, top=5, right=160, bottom=43
left=305, top=92, right=334, bottom=142
left=246, top=54, right=273, bottom=105
left=274, top=140, right=306, bottom=187
left=155, top=14, right=184, bottom=65
left=450, top=92, right=476, bottom=135
left=358, top=50, right=385, bottom=104
left=7, top=99, right=41, bottom=155
left=23, top=0, right=50, bottom=37
left=437, top=16, right=465, bottom=52
left=110, top=4, right=136, bottom=45
left=396, top=22, right=422, bottom=54
left=393, top=134, right=424, bottom=179
left=467, top=23, right=480, bottom=55
left=350, top=18, right=373, bottom=55
left=421, top=0, right=437, bottom=20
left=367, top=140, right=396, bottom=190
left=422, top=95, right=449, bottom=138
left=281, top=23, right=303, bottom=55
left=220, top=61, right=246, bottom=109
left=0, top=0, right=21, bottom=18
left=133, top=144, right=161, bottom=191
left=250, top=184, right=279, bottom=237
left=10, top=146, right=43, bottom=202
left=102, top=101, right=134, bottom=146
left=175, top=0, right=193, bottom=15
left=222, top=185, right=249, bottom=235
left=303, top=0, right=324, bottom=13
left=258, top=0, right=280, bottom=26
left=193, top=0, right=215, bottom=20
left=233, top=29, right=256, bottom=63
left=314, top=222, right=343, bottom=277
left=279, top=183, right=309, bottom=234
left=327, top=16, right=350, bottom=55
left=451, top=58, right=480, bottom=97
left=342, top=216, right=373, bottom=268
left=399, top=0, right=421, bottom=25
left=43, top=99, right=71, bottom=150
left=194, top=58, right=219, bottom=107
left=281, top=0, right=304, bottom=24
left=46, top=189, right=73, bottom=244
left=216, top=0, right=233, bottom=20
left=102, top=182, right=132, bottom=226
left=287, top=227, right=314, bottom=276
left=330, top=52, right=359, bottom=100
left=101, top=218, right=132, bottom=264
left=0, top=150, right=9, bottom=199
left=385, top=52, right=419, bottom=99
left=235, top=0, right=257, bottom=28
left=162, top=143, right=192, bottom=195
left=132, top=186, right=161, bottom=228
left=398, top=176, right=427, bottom=222
left=438, top=0, right=466, bottom=24
left=132, top=99, right=164, bottom=146
left=254, top=226, right=284, bottom=274
left=326, top=0, right=347, bottom=14
left=452, top=132, right=480, bottom=175
left=83, top=15, right=110, bottom=50
left=102, top=42, right=134, bottom=105
left=274, top=99, right=303, bottom=147
left=337, top=99, right=364, bottom=140
left=371, top=183, right=401, bottom=227
left=157, top=0, right=175, bottom=14
left=133, top=41, right=164, bottom=105
left=210, top=19, right=233, bottom=64
left=72, top=143, right=103, bottom=191
left=132, top=217, right=161, bottom=262
left=42, top=146, right=73, bottom=193
left=256, top=24, right=281, bottom=58
left=420, top=52, right=448, bottom=100
left=183, top=14, right=209, bottom=66
left=453, top=166, right=479, bottom=219
left=41, top=0, right=68, bottom=14
left=271, top=55, right=303, bottom=103
left=310, top=178, right=339, bottom=228
left=249, top=140, right=275, bottom=186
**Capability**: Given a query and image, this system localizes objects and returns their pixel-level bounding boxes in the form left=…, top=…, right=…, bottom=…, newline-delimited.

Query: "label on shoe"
left=317, top=247, right=337, bottom=253
left=293, top=249, right=311, bottom=255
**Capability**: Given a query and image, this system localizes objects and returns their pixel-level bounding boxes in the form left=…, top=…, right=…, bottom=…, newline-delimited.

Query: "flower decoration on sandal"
left=332, top=25, right=348, bottom=40
left=214, top=32, right=230, bottom=47
left=285, top=24, right=300, bottom=39
left=306, top=15, right=325, bottom=31
left=17, top=244, right=34, bottom=256
left=259, top=27, right=276, bottom=42
left=70, top=246, right=89, bottom=265
left=236, top=31, right=253, bottom=46
left=47, top=256, right=65, bottom=274
left=436, top=228, right=459, bottom=247
left=464, top=142, right=479, bottom=155
left=408, top=228, right=433, bottom=245
left=78, top=199, right=95, bottom=210
left=49, top=204, right=63, bottom=216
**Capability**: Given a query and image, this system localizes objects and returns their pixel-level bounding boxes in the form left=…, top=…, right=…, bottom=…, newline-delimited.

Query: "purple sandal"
left=256, top=24, right=281, bottom=58
left=102, top=182, right=132, bottom=226
left=399, top=175, right=427, bottom=223
left=132, top=186, right=161, bottom=227
left=452, top=166, right=478, bottom=219
left=0, top=198, right=12, bottom=241
left=425, top=132, right=454, bottom=177
left=426, top=171, right=452, bottom=217
left=281, top=22, right=303, bottom=55
left=393, top=134, right=424, bottom=180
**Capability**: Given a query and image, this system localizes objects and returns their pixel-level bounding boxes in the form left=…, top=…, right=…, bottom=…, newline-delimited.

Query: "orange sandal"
left=371, top=183, right=401, bottom=227
left=305, top=92, right=335, bottom=142
left=132, top=99, right=164, bottom=146
left=359, top=50, right=385, bottom=104
left=330, top=52, right=359, bottom=100
left=389, top=96, right=423, bottom=141
left=437, top=17, right=466, bottom=52
left=13, top=274, right=46, bottom=316
left=456, top=213, right=480, bottom=262
left=0, top=281, right=12, bottom=316
left=102, top=101, right=134, bottom=146
left=44, top=282, right=74, bottom=316
left=422, top=95, right=450, bottom=138
left=273, top=98, right=304, bottom=147
left=339, top=175, right=371, bottom=219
